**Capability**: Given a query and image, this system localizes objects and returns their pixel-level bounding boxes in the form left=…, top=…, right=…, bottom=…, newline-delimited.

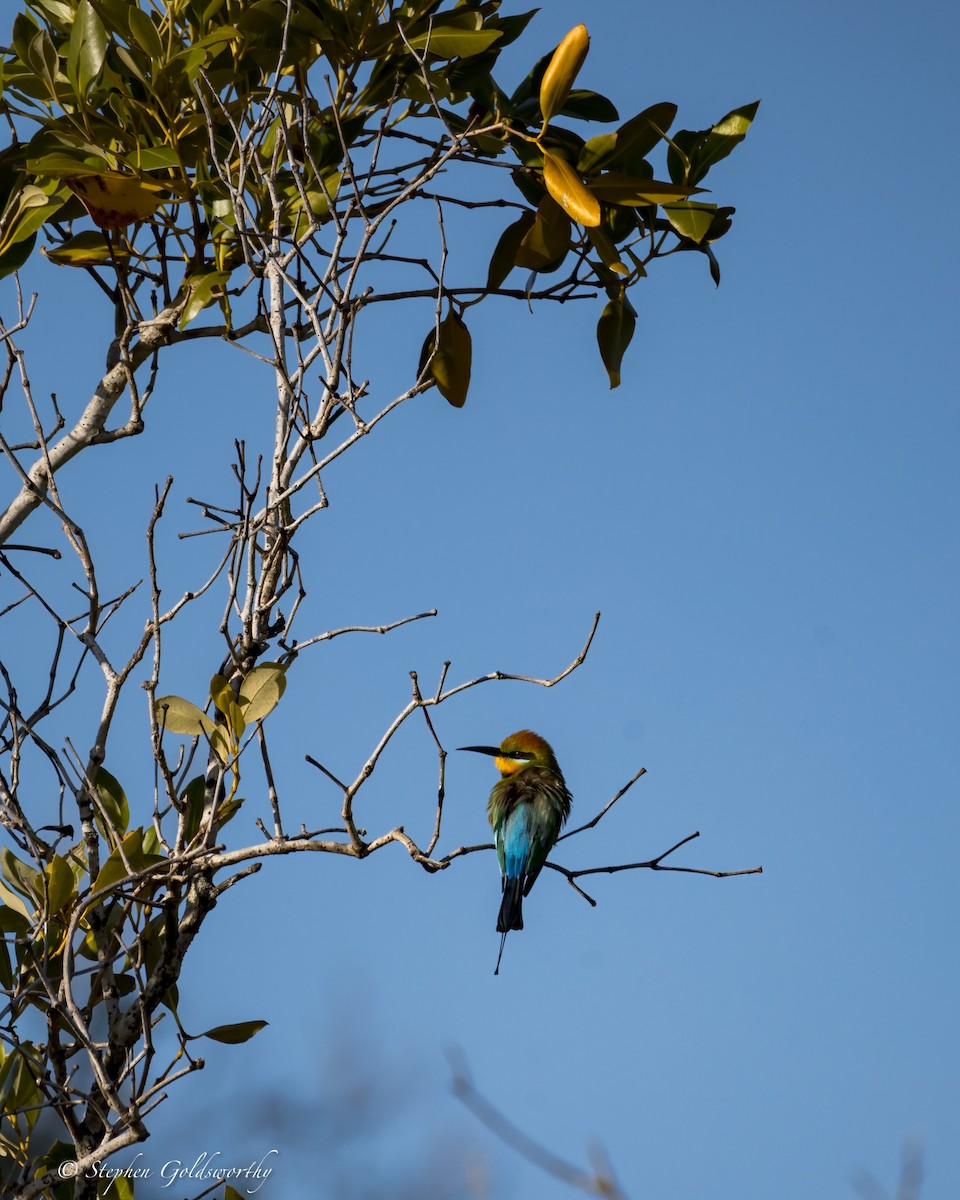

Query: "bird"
left=458, top=730, right=572, bottom=974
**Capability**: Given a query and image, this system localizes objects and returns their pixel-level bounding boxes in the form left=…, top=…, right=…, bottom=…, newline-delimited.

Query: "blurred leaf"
left=198, top=1019, right=268, bottom=1044
left=596, top=295, right=636, bottom=389
left=0, top=899, right=30, bottom=933
left=155, top=695, right=216, bottom=737
left=662, top=201, right=717, bottom=244
left=238, top=663, right=287, bottom=722
left=542, top=152, right=600, bottom=226
left=539, top=24, right=589, bottom=128
left=44, top=855, right=75, bottom=916
left=421, top=311, right=472, bottom=407
left=486, top=209, right=536, bottom=288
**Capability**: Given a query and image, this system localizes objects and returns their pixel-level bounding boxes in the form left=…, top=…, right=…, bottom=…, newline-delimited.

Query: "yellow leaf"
left=66, top=173, right=171, bottom=229
left=539, top=24, right=589, bottom=130
left=542, top=153, right=600, bottom=228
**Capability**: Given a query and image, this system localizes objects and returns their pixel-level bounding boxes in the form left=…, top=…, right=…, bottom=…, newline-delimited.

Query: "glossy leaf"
left=199, top=1019, right=268, bottom=1044
left=66, top=0, right=107, bottom=98
left=608, top=102, right=678, bottom=170
left=407, top=26, right=502, bottom=59
left=127, top=7, right=164, bottom=59
left=578, top=133, right=617, bottom=177
left=597, top=296, right=636, bottom=389
left=589, top=172, right=704, bottom=206
left=559, top=89, right=618, bottom=123
left=539, top=24, right=589, bottom=129
left=693, top=100, right=761, bottom=178
left=238, top=663, right=287, bottom=722
left=542, top=152, right=600, bottom=227
left=662, top=201, right=717, bottom=244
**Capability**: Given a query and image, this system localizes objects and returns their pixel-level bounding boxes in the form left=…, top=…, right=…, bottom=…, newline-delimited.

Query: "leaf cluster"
left=0, top=1, right=758, bottom=391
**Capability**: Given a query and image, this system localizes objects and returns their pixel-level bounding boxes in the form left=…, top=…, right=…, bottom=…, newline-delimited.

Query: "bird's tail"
left=497, top=876, right=524, bottom=934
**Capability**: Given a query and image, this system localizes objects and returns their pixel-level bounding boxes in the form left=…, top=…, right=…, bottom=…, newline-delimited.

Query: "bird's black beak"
left=457, top=745, right=501, bottom=757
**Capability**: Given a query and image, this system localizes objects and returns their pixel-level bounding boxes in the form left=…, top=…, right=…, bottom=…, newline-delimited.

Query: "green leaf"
left=0, top=233, right=37, bottom=280
left=559, top=89, right=618, bottom=123
left=662, top=201, right=718, bottom=244
left=585, top=225, right=628, bottom=277
left=406, top=26, right=502, bottom=58
left=577, top=133, right=617, bottom=177
left=127, top=7, right=164, bottom=59
left=67, top=0, right=107, bottom=98
left=42, top=229, right=116, bottom=266
left=514, top=195, right=571, bottom=270
left=589, top=172, right=704, bottom=206
left=180, top=776, right=207, bottom=844
left=45, top=855, right=75, bottom=915
left=0, top=848, right=41, bottom=905
left=92, top=828, right=165, bottom=892
left=199, top=1019, right=268, bottom=1044
left=0, top=900, right=30, bottom=934
left=608, top=102, right=678, bottom=171
left=179, top=268, right=230, bottom=330
left=693, top=100, right=761, bottom=180
left=155, top=695, right=216, bottom=737
left=421, top=311, right=472, bottom=407
left=95, top=767, right=130, bottom=840
left=596, top=296, right=636, bottom=389
left=122, top=145, right=182, bottom=172
left=238, top=664, right=287, bottom=722
left=486, top=209, right=536, bottom=289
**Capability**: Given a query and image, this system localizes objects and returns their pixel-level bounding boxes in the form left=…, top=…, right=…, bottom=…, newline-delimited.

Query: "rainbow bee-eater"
left=459, top=730, right=572, bottom=974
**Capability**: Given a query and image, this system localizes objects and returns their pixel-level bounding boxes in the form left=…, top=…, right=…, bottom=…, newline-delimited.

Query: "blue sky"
left=3, top=0, right=959, bottom=1197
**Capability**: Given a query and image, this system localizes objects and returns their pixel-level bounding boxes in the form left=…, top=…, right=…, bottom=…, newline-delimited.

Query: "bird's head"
left=458, top=729, right=560, bottom=778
